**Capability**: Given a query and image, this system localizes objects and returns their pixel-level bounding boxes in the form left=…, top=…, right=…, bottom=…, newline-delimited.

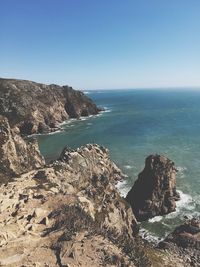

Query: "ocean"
left=37, top=89, right=200, bottom=242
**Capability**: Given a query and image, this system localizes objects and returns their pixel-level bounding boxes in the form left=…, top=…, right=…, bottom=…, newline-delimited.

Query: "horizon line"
left=84, top=86, right=200, bottom=91
left=1, top=76, right=200, bottom=91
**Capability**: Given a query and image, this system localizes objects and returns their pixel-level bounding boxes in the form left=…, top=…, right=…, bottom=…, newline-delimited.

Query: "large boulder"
left=126, top=154, right=180, bottom=221
left=0, top=78, right=101, bottom=135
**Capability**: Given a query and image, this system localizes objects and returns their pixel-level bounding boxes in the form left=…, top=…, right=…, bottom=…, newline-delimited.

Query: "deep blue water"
left=38, top=89, right=200, bottom=240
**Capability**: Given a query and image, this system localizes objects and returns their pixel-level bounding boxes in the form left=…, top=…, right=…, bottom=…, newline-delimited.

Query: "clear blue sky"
left=1, top=0, right=200, bottom=89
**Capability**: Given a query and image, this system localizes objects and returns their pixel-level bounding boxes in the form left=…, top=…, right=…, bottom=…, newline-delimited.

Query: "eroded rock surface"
left=126, top=154, right=180, bottom=221
left=0, top=144, right=150, bottom=267
left=0, top=78, right=101, bottom=135
left=0, top=141, right=194, bottom=266
left=158, top=217, right=200, bottom=266
left=0, top=115, right=44, bottom=182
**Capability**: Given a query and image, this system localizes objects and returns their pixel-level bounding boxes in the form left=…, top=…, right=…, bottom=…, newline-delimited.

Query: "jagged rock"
left=0, top=78, right=102, bottom=135
left=126, top=154, right=180, bottom=221
left=52, top=144, right=138, bottom=236
left=0, top=115, right=44, bottom=181
left=0, top=144, right=146, bottom=267
left=159, top=217, right=200, bottom=250
left=33, top=208, right=47, bottom=219
left=158, top=217, right=200, bottom=266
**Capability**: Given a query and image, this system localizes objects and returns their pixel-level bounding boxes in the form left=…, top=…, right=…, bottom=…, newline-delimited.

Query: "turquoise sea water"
left=38, top=89, right=200, bottom=241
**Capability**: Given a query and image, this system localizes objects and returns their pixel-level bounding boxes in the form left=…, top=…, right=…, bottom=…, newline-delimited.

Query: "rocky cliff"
left=126, top=154, right=180, bottom=221
left=0, top=138, right=197, bottom=266
left=0, top=79, right=198, bottom=266
left=0, top=78, right=101, bottom=135
left=0, top=115, right=44, bottom=182
left=0, top=144, right=151, bottom=267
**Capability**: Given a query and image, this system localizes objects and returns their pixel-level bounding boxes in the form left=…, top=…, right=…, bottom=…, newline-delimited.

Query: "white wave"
left=139, top=228, right=160, bottom=243
left=59, top=118, right=76, bottom=126
left=177, top=166, right=187, bottom=172
left=104, top=109, right=112, bottom=113
left=102, top=106, right=112, bottom=113
left=148, top=216, right=163, bottom=223
left=165, top=190, right=195, bottom=219
left=83, top=91, right=90, bottom=94
left=79, top=117, right=88, bottom=121
left=79, top=115, right=96, bottom=121
left=46, top=130, right=63, bottom=135
left=94, top=113, right=103, bottom=117
left=60, top=114, right=98, bottom=125
left=91, top=108, right=112, bottom=117
left=28, top=129, right=63, bottom=137
left=124, top=165, right=133, bottom=169
left=176, top=190, right=194, bottom=210
left=116, top=180, right=129, bottom=197
left=80, top=113, right=104, bottom=120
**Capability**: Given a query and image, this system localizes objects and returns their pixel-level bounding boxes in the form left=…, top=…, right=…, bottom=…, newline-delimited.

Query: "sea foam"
left=116, top=180, right=129, bottom=197
left=148, top=216, right=163, bottom=223
left=124, top=165, right=133, bottom=169
left=165, top=190, right=195, bottom=219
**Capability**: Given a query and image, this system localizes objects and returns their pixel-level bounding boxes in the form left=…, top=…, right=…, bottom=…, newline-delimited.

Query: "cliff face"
left=0, top=78, right=101, bottom=135
left=126, top=154, right=180, bottom=221
left=0, top=115, right=44, bottom=181
left=0, top=144, right=147, bottom=267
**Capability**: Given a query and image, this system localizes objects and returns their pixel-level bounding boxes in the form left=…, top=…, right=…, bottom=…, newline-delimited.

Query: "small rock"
left=39, top=217, right=49, bottom=226
left=33, top=208, right=46, bottom=218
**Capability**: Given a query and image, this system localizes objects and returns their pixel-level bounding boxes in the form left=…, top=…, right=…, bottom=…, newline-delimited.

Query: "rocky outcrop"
left=0, top=115, right=44, bottom=181
left=0, top=144, right=153, bottom=267
left=126, top=154, right=180, bottom=221
left=0, top=78, right=101, bottom=135
left=159, top=217, right=200, bottom=250
left=158, top=217, right=200, bottom=266
left=46, top=144, right=138, bottom=237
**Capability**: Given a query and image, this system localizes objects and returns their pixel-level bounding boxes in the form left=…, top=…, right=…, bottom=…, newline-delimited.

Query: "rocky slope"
left=126, top=154, right=180, bottom=221
left=0, top=115, right=44, bottom=182
left=0, top=144, right=148, bottom=267
left=0, top=79, right=199, bottom=266
left=158, top=217, right=200, bottom=266
left=0, top=78, right=101, bottom=135
left=0, top=140, right=197, bottom=266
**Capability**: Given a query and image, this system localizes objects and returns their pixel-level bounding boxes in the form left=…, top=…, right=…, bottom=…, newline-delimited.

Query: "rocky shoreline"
left=0, top=78, right=102, bottom=135
left=0, top=78, right=199, bottom=266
